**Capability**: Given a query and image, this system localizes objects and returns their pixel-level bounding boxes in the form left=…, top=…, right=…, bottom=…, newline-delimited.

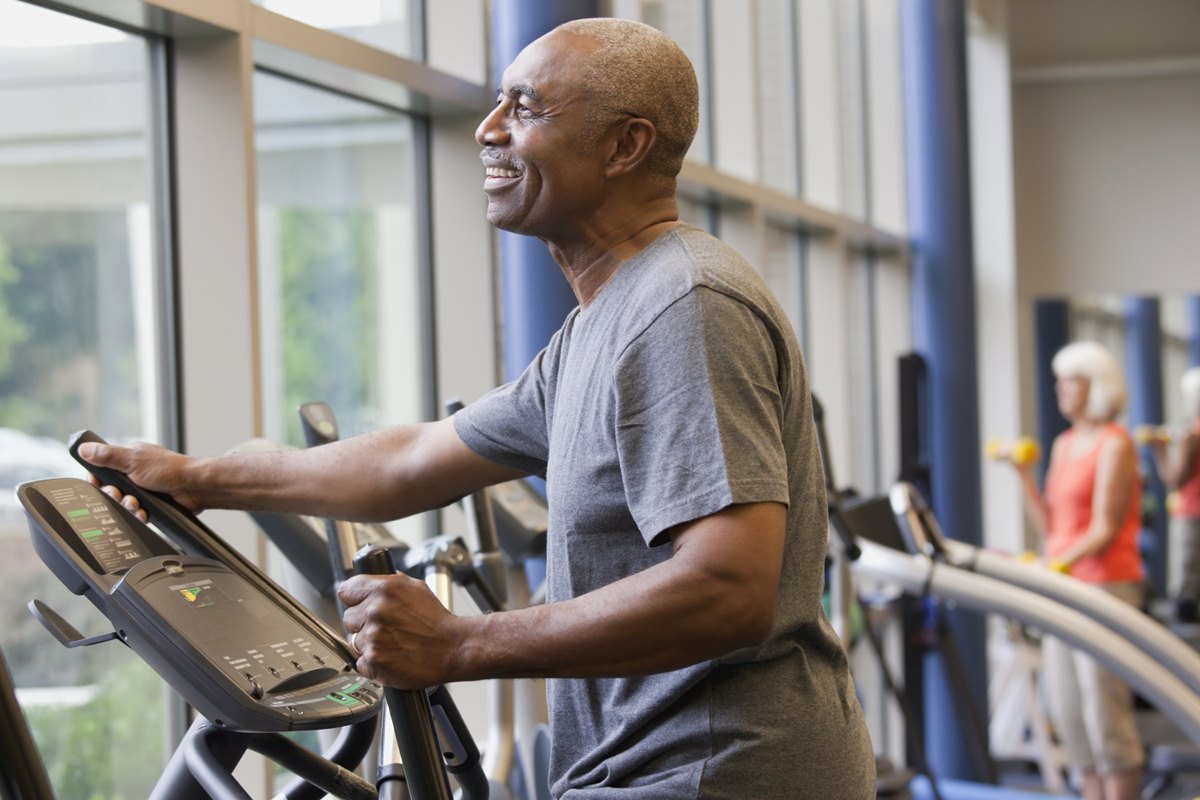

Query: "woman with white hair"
left=1149, top=366, right=1200, bottom=622
left=1002, top=340, right=1144, bottom=800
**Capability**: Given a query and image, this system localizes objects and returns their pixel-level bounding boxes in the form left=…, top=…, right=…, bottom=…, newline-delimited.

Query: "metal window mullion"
left=413, top=113, right=439, bottom=541
left=145, top=28, right=192, bottom=755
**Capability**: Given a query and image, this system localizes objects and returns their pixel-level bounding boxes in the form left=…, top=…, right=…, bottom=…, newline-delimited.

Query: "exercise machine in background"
left=837, top=488, right=1200, bottom=799
left=0, top=644, right=54, bottom=800
left=255, top=400, right=551, bottom=800
left=888, top=483, right=1200, bottom=800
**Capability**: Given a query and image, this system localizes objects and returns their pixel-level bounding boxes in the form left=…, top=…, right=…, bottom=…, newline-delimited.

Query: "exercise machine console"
left=19, top=431, right=382, bottom=733
left=15, top=431, right=387, bottom=799
left=20, top=474, right=380, bottom=732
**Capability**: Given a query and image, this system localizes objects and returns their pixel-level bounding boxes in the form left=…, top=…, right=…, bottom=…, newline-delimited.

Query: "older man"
left=83, top=18, right=874, bottom=800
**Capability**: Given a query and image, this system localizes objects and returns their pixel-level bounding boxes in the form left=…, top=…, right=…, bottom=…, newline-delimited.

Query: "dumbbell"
left=1017, top=550, right=1071, bottom=574
left=1134, top=425, right=1173, bottom=445
left=985, top=437, right=1041, bottom=466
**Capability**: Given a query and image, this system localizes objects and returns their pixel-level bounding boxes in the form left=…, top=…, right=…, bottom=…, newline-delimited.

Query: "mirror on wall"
left=1030, top=293, right=1200, bottom=602
left=1036, top=295, right=1199, bottom=431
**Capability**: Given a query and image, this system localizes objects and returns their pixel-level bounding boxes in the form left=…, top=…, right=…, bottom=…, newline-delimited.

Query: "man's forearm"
left=448, top=546, right=776, bottom=682
left=108, top=417, right=524, bottom=523
left=182, top=425, right=438, bottom=520
left=338, top=503, right=787, bottom=689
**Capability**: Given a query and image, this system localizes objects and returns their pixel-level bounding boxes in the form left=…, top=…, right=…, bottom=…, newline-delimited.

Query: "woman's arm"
left=1158, top=430, right=1200, bottom=490
left=1014, top=440, right=1055, bottom=540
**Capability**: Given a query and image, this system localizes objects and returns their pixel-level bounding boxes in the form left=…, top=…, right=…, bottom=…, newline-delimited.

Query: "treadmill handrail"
left=851, top=540, right=1200, bottom=746
left=940, top=539, right=1200, bottom=696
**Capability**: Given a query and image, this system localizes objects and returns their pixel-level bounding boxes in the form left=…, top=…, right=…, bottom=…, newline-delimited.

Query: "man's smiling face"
left=474, top=31, right=610, bottom=241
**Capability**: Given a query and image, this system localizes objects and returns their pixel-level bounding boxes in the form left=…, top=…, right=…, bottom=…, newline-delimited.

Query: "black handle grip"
left=352, top=545, right=396, bottom=577
left=827, top=505, right=863, bottom=562
left=68, top=430, right=215, bottom=557
left=355, top=543, right=490, bottom=794
left=298, top=402, right=339, bottom=448
left=69, top=430, right=149, bottom=499
left=352, top=546, right=454, bottom=799
left=427, top=684, right=489, bottom=799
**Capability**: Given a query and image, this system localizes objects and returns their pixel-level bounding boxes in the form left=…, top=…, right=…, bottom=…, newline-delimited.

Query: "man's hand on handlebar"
left=338, top=573, right=469, bottom=689
left=77, top=441, right=204, bottom=521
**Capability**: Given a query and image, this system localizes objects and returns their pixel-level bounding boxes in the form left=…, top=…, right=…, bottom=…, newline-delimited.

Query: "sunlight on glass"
left=258, top=0, right=415, bottom=58
left=0, top=0, right=126, bottom=47
left=254, top=71, right=425, bottom=557
left=0, top=3, right=167, bottom=795
left=263, top=0, right=388, bottom=29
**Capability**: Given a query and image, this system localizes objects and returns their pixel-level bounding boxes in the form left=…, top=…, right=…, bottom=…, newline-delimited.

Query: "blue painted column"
left=492, top=0, right=598, bottom=382
left=491, top=1, right=598, bottom=591
left=1187, top=295, right=1200, bottom=368
left=1034, top=300, right=1071, bottom=481
left=901, top=0, right=988, bottom=782
left=1125, top=296, right=1167, bottom=596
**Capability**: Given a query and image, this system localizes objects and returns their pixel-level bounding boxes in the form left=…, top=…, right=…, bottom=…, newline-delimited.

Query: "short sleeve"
left=614, top=287, right=790, bottom=546
left=454, top=329, right=562, bottom=478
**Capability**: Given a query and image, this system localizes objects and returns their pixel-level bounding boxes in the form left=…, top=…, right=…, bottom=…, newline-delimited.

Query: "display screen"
left=43, top=482, right=146, bottom=574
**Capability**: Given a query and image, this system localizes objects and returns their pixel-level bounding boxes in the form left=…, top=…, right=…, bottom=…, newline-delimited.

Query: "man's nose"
left=475, top=105, right=508, bottom=146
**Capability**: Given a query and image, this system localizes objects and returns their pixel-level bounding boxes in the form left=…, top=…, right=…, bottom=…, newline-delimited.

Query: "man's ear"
left=605, top=117, right=657, bottom=177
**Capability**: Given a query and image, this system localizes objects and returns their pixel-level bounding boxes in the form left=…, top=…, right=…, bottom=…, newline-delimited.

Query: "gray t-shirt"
left=455, top=224, right=874, bottom=799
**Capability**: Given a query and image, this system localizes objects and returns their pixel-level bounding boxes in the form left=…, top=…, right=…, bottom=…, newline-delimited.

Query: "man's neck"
left=549, top=203, right=681, bottom=309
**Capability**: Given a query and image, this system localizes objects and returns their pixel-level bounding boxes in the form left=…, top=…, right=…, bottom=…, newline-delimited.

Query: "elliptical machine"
left=15, top=430, right=492, bottom=798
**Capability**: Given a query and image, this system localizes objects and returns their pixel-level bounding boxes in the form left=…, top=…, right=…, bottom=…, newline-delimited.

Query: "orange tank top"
left=1176, top=421, right=1200, bottom=519
left=1044, top=424, right=1143, bottom=584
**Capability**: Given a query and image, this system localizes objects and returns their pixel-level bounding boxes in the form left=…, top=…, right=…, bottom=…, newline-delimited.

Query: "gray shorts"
left=1041, top=580, right=1144, bottom=776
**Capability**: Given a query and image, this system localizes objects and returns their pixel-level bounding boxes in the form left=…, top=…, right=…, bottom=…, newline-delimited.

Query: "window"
left=259, top=0, right=422, bottom=59
left=254, top=71, right=428, bottom=539
left=677, top=195, right=716, bottom=234
left=756, top=0, right=802, bottom=195
left=640, top=0, right=713, bottom=164
left=835, top=0, right=870, bottom=221
left=0, top=1, right=171, bottom=794
left=761, top=223, right=808, bottom=353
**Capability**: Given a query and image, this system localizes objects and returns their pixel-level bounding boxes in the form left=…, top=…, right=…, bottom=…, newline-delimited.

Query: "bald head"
left=548, top=18, right=700, bottom=181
